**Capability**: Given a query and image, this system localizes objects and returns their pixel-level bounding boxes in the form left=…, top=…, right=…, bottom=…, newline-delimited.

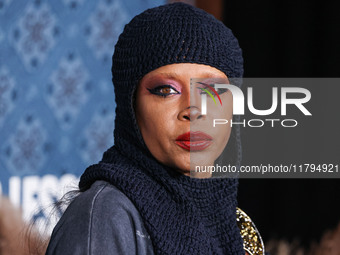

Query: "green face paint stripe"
left=197, top=82, right=223, bottom=106
left=197, top=87, right=217, bottom=105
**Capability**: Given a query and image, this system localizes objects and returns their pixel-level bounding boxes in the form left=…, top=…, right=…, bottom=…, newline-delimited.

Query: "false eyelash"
left=216, top=88, right=229, bottom=95
left=147, top=85, right=180, bottom=97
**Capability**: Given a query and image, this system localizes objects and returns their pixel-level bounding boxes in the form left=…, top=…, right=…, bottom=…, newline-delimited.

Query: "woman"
left=46, top=3, right=263, bottom=255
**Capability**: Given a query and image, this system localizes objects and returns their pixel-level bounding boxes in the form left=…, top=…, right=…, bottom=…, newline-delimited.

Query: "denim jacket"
left=46, top=181, right=154, bottom=255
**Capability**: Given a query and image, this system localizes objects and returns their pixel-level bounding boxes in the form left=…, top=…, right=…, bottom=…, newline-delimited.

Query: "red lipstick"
left=175, top=131, right=212, bottom=151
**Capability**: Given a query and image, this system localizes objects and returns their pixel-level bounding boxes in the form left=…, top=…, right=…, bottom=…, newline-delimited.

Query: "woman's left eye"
left=217, top=88, right=229, bottom=95
left=148, top=85, right=180, bottom=97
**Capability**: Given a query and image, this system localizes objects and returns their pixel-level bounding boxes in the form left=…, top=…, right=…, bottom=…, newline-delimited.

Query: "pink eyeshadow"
left=145, top=76, right=183, bottom=93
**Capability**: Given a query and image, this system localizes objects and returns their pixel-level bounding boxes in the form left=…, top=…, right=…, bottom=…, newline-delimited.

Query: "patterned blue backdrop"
left=0, top=0, right=164, bottom=230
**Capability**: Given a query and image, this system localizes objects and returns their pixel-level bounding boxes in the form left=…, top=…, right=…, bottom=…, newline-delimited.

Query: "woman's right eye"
left=147, top=85, right=180, bottom=97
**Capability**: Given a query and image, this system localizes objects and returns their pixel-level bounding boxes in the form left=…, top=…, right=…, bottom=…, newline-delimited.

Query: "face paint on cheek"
left=135, top=63, right=234, bottom=176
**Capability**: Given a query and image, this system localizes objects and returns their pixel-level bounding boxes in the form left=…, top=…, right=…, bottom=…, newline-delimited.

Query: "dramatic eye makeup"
left=147, top=85, right=181, bottom=97
left=216, top=88, right=229, bottom=95
left=196, top=81, right=229, bottom=96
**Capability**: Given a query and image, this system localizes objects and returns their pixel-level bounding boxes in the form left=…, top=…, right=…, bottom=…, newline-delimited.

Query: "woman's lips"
left=175, top=131, right=213, bottom=151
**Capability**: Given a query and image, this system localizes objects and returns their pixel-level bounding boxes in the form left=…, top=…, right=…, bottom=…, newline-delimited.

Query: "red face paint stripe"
left=197, top=82, right=223, bottom=106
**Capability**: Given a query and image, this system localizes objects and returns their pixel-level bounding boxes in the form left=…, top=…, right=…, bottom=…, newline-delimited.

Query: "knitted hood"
left=80, top=3, right=244, bottom=254
left=111, top=2, right=243, bottom=162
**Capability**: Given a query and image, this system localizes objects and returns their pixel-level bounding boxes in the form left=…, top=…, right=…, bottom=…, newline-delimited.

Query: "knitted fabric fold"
left=79, top=145, right=244, bottom=255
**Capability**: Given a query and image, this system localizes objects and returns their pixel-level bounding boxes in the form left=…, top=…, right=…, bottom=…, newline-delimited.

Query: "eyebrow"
left=156, top=72, right=226, bottom=79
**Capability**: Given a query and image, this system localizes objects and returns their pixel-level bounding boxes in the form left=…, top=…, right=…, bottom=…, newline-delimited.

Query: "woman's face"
left=135, top=63, right=233, bottom=178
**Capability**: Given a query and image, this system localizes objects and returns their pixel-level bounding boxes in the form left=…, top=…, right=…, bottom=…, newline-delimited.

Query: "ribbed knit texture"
left=112, top=2, right=244, bottom=153
left=80, top=3, right=244, bottom=255
left=80, top=147, right=244, bottom=254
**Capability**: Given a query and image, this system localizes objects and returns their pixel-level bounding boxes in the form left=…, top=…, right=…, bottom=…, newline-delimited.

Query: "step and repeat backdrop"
left=0, top=0, right=165, bottom=232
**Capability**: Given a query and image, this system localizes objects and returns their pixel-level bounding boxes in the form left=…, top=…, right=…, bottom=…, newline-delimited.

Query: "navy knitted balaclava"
left=112, top=2, right=243, bottom=162
left=80, top=3, right=244, bottom=255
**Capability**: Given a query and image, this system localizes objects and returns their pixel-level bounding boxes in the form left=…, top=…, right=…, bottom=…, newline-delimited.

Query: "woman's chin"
left=172, top=167, right=212, bottom=179
left=170, top=158, right=216, bottom=179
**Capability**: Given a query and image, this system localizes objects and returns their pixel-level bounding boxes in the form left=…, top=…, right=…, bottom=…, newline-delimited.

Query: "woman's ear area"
left=132, top=80, right=141, bottom=113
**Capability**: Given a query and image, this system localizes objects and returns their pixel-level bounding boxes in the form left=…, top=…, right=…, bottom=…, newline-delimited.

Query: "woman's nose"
left=178, top=106, right=203, bottom=121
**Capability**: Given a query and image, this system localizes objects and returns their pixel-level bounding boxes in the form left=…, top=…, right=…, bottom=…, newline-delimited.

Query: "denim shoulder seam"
left=87, top=183, right=109, bottom=255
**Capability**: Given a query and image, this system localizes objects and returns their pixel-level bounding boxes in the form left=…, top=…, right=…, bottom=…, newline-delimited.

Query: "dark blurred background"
left=221, top=0, right=340, bottom=248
